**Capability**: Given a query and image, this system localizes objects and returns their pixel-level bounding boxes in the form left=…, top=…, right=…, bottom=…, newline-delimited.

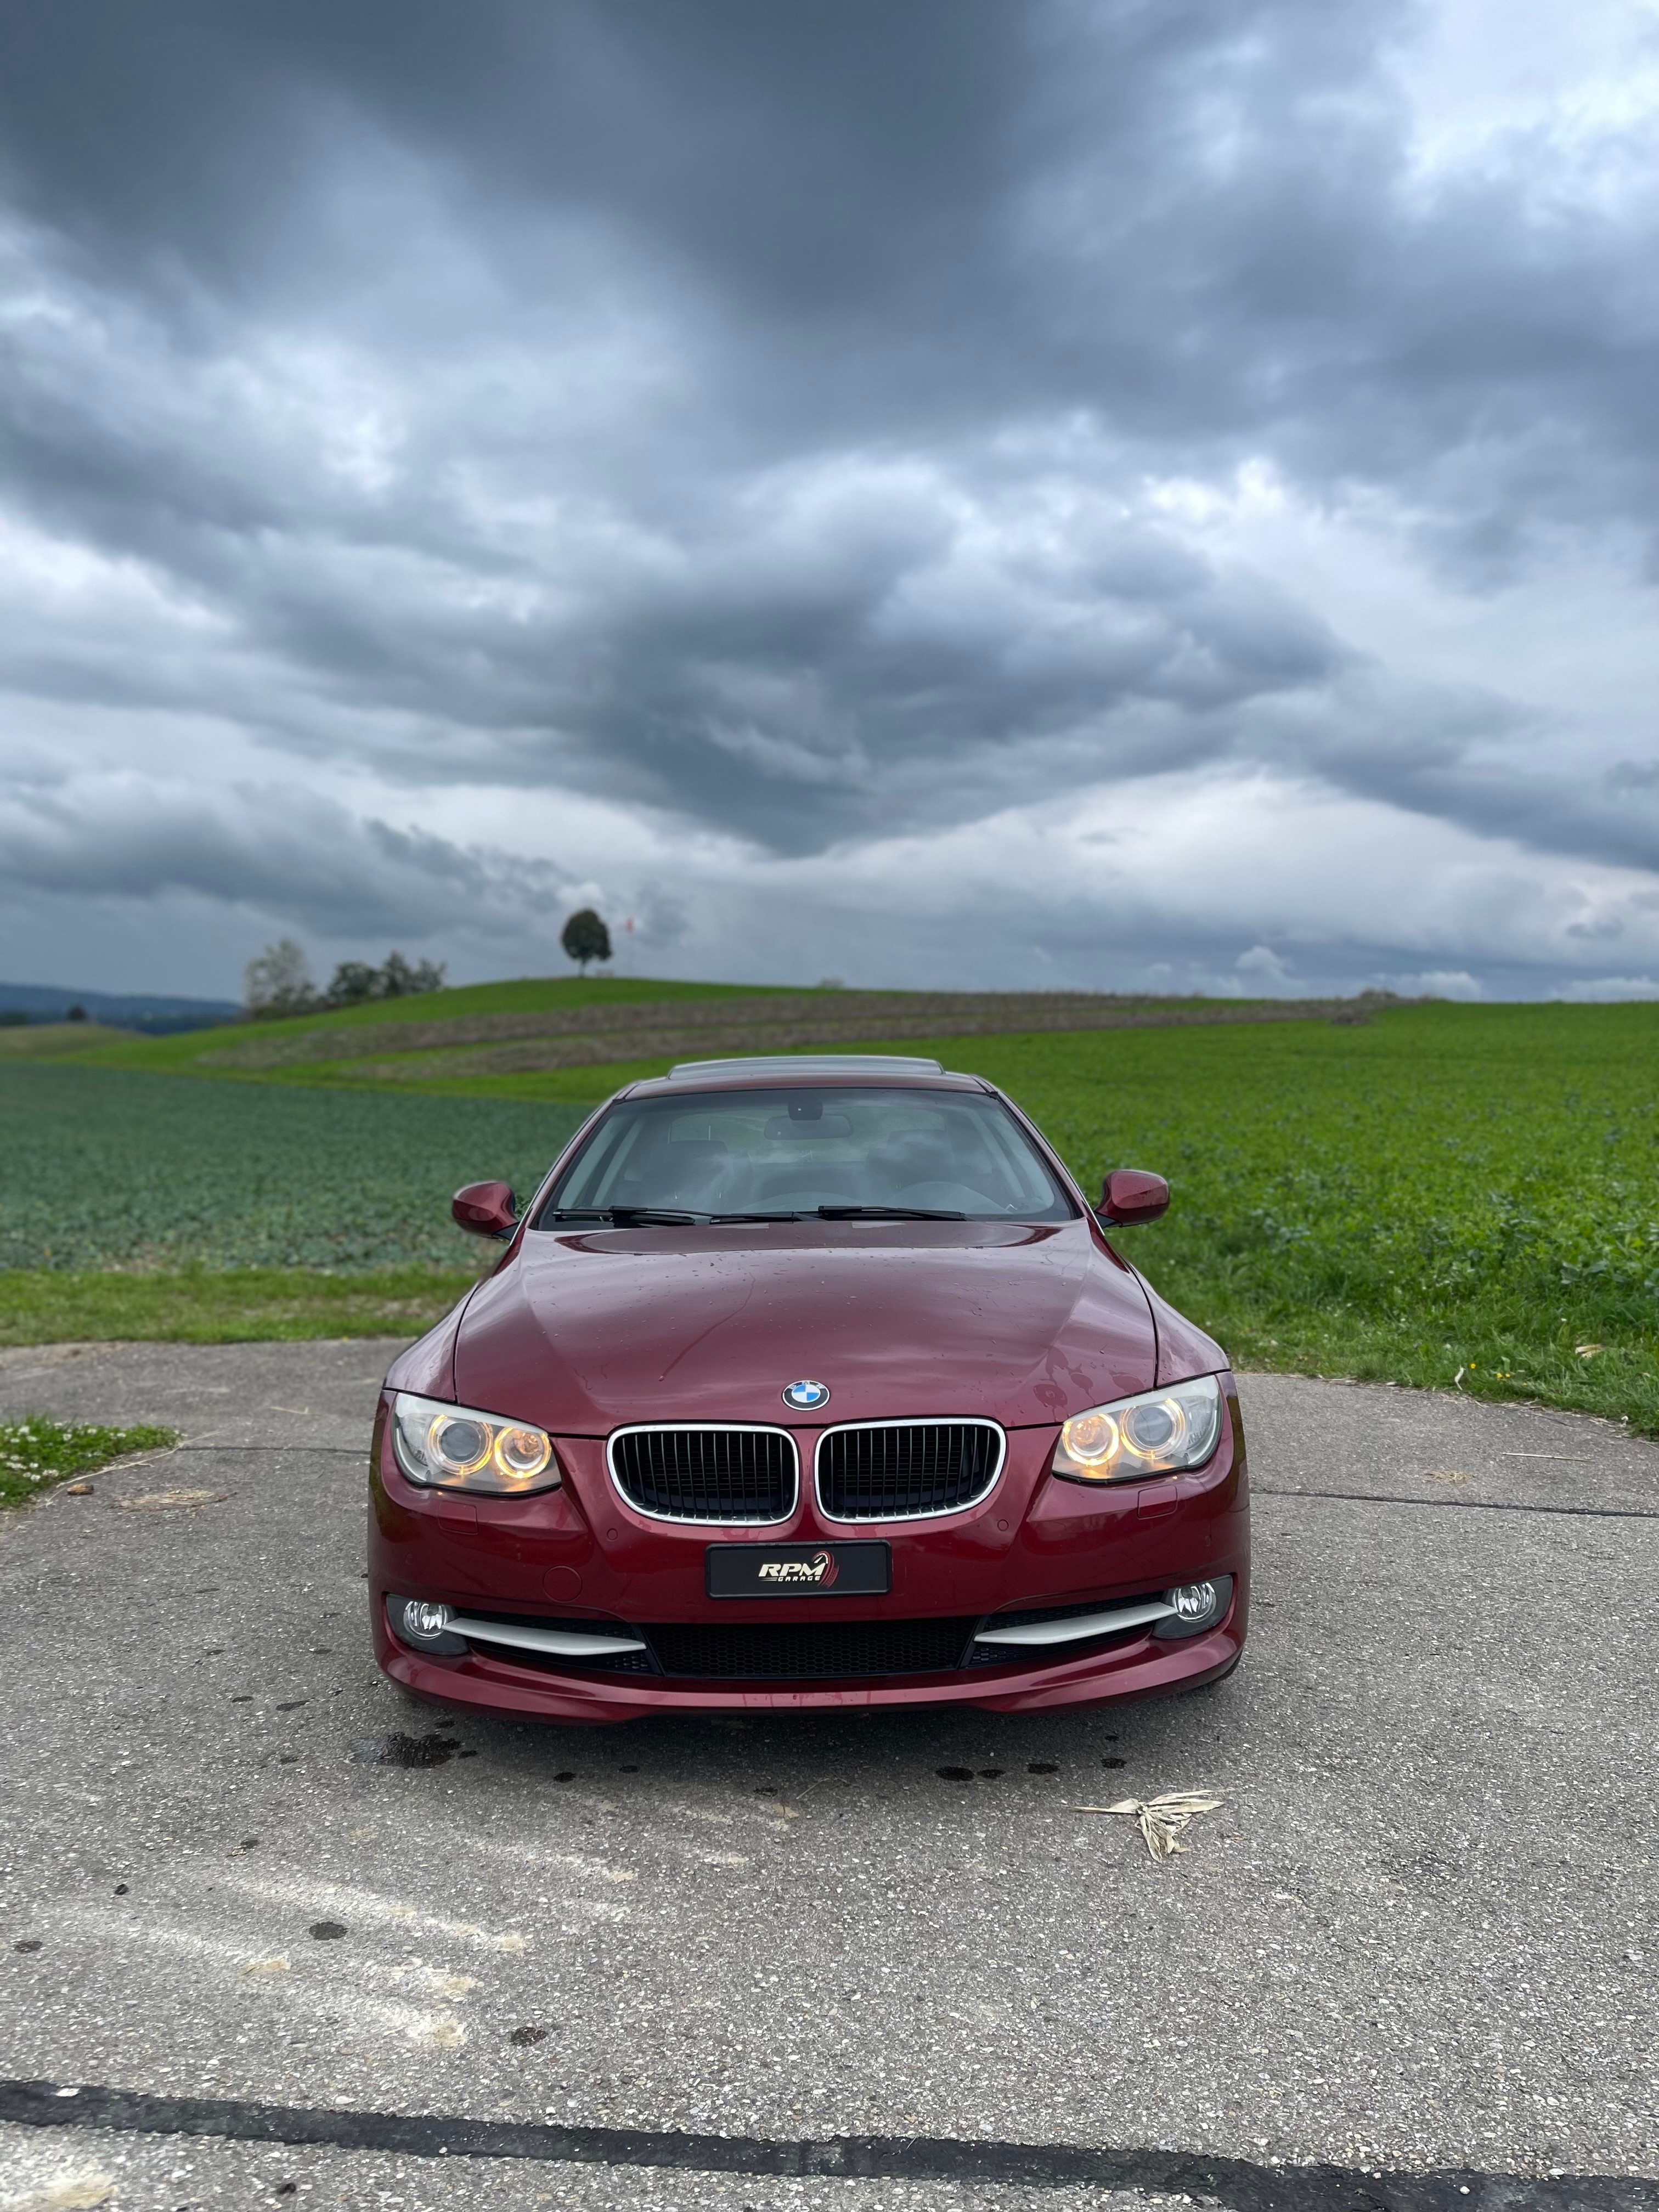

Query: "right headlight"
left=1050, top=1373, right=1223, bottom=1484
left=390, top=1391, right=562, bottom=1496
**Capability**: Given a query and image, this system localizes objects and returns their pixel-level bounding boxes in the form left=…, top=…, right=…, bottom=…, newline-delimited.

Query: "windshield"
left=537, top=1086, right=1077, bottom=1224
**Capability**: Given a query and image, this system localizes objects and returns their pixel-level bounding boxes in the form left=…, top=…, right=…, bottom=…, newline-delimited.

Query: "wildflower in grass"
left=0, top=1417, right=178, bottom=1509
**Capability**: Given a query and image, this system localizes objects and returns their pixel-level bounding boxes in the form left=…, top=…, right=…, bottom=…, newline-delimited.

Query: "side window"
left=975, top=1110, right=1056, bottom=1209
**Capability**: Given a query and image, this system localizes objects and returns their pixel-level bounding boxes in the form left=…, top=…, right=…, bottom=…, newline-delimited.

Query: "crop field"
left=0, top=1063, right=588, bottom=1342
left=0, top=991, right=1653, bottom=1431
left=0, top=1065, right=590, bottom=1272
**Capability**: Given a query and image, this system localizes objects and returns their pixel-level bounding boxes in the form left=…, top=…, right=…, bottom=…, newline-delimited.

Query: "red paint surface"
left=440, top=1217, right=1156, bottom=1435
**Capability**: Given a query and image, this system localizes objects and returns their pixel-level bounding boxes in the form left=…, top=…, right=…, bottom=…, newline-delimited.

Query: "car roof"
left=623, top=1054, right=990, bottom=1098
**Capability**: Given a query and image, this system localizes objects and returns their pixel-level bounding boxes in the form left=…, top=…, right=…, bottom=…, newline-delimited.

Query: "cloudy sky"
left=1, top=0, right=1655, bottom=1001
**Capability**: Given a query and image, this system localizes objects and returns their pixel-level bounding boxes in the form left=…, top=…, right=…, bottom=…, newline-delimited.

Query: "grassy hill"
left=76, top=974, right=1377, bottom=1093
left=76, top=973, right=782, bottom=1076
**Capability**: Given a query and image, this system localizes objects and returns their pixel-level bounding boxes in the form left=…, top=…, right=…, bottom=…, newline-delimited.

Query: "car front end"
left=369, top=1054, right=1246, bottom=1724
left=369, top=1371, right=1247, bottom=1723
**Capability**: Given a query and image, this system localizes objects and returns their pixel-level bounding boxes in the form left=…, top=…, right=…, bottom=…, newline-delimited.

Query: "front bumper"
left=367, top=1383, right=1249, bottom=1724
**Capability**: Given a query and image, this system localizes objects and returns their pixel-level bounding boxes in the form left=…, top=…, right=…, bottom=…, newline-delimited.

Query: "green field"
left=0, top=1064, right=590, bottom=1272
left=0, top=989, right=1653, bottom=1432
left=958, top=1006, right=1659, bottom=1435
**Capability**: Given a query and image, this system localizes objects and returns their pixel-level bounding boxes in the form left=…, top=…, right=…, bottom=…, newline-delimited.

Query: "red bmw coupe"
left=370, top=1055, right=1247, bottom=1724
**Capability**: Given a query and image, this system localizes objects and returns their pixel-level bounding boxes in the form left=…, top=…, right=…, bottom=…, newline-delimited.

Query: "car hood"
left=444, top=1218, right=1156, bottom=1433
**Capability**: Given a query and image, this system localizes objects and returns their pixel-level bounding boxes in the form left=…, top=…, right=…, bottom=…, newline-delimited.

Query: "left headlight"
left=1050, top=1373, right=1223, bottom=1484
left=390, top=1391, right=561, bottom=1496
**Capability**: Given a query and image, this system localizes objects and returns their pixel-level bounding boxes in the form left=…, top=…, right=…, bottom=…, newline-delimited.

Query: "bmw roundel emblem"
left=782, top=1379, right=831, bottom=1412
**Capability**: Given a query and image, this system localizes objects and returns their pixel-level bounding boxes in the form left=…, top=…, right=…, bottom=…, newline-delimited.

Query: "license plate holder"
left=706, top=1541, right=891, bottom=1599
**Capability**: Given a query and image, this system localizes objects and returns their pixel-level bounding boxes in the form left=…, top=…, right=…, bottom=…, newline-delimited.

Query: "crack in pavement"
left=2, top=2080, right=1653, bottom=2210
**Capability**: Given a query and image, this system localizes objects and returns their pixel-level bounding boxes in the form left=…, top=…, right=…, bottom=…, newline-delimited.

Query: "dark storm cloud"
left=0, top=2, right=1026, bottom=320
left=8, top=0, right=1640, bottom=542
left=0, top=773, right=577, bottom=941
left=0, top=0, right=1653, bottom=902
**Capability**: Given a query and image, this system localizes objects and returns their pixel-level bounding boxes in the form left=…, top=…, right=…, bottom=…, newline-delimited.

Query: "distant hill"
left=74, top=973, right=1419, bottom=1094
left=0, top=981, right=243, bottom=1034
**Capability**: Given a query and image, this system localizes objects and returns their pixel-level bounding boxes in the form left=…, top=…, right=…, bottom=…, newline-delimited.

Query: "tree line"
left=244, top=940, right=446, bottom=1018
left=244, top=910, right=614, bottom=1018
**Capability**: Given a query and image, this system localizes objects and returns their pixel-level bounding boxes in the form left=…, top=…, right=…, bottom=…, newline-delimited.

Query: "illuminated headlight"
left=1051, top=1374, right=1223, bottom=1484
left=391, top=1392, right=561, bottom=1496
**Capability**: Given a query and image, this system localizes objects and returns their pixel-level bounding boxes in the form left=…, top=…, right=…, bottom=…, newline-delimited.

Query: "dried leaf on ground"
left=1073, top=1790, right=1223, bottom=1860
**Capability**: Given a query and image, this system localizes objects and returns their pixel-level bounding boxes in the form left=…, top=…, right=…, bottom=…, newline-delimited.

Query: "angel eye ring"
left=1052, top=1375, right=1222, bottom=1484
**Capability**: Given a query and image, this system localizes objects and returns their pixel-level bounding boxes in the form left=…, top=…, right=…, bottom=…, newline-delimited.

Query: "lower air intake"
left=650, top=1618, right=975, bottom=1679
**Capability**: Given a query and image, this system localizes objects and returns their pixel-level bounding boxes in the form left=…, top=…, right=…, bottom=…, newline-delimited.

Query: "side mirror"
left=1097, top=1168, right=1170, bottom=1226
left=452, top=1180, right=518, bottom=1240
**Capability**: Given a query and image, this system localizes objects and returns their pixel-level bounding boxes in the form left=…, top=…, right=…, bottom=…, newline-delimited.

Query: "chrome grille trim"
left=607, top=1423, right=799, bottom=1526
left=814, top=1418, right=1006, bottom=1523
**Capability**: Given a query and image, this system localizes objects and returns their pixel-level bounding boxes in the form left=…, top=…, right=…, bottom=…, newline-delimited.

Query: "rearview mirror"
left=1097, top=1169, right=1170, bottom=1226
left=452, top=1180, right=518, bottom=1240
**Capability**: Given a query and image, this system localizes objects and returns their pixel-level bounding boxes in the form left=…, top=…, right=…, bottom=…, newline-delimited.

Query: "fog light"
left=1171, top=1582, right=1217, bottom=1620
left=1154, top=1575, right=1233, bottom=1640
left=388, top=1595, right=467, bottom=1655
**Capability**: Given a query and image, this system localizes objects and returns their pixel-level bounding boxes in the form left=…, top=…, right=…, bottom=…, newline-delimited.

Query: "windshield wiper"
left=548, top=1203, right=969, bottom=1226
left=707, top=1211, right=807, bottom=1223
left=815, top=1204, right=967, bottom=1220
left=544, top=1206, right=707, bottom=1226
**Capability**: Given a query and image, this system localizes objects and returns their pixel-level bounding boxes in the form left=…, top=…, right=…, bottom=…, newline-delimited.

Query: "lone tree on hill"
left=561, top=908, right=611, bottom=975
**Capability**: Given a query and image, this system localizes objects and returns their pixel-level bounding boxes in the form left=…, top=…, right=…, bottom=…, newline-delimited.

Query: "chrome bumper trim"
left=973, top=1599, right=1175, bottom=1648
left=451, top=1618, right=648, bottom=1658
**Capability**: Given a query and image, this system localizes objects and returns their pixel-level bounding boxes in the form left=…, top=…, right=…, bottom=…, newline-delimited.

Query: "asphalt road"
left=1, top=1340, right=1656, bottom=2212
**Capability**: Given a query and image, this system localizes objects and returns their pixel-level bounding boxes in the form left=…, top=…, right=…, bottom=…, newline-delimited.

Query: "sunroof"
left=665, top=1053, right=947, bottom=1081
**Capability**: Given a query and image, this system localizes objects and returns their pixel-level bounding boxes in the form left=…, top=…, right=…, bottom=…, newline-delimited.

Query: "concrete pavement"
left=1, top=1340, right=1655, bottom=2211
